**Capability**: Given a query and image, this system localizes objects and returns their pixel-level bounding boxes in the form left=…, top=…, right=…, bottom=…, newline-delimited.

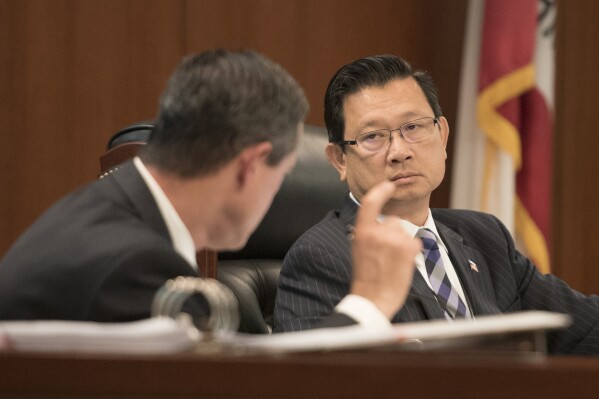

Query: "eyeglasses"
left=340, top=117, right=440, bottom=153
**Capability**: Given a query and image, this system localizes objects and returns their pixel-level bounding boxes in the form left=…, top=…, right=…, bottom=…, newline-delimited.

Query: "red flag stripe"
left=477, top=0, right=552, bottom=273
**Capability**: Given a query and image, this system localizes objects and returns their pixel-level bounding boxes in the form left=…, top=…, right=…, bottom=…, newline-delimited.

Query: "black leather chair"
left=108, top=122, right=154, bottom=148
left=100, top=122, right=152, bottom=173
left=218, top=125, right=348, bottom=333
left=103, top=123, right=348, bottom=334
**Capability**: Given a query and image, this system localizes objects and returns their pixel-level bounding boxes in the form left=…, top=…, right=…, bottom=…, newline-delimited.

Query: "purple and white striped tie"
left=417, top=228, right=470, bottom=319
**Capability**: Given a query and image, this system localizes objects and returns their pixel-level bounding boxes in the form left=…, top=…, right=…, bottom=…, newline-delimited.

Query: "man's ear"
left=325, top=143, right=347, bottom=181
left=236, top=141, right=273, bottom=188
left=438, top=116, right=450, bottom=159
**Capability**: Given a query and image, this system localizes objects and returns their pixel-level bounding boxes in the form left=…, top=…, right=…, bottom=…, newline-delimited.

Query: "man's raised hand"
left=349, top=181, right=421, bottom=318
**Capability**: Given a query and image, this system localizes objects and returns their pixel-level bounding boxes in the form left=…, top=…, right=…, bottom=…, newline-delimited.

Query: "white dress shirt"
left=336, top=193, right=471, bottom=327
left=133, top=157, right=198, bottom=270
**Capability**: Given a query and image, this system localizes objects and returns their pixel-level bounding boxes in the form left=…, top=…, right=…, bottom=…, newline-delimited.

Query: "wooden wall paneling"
left=553, top=0, right=599, bottom=294
left=184, top=0, right=431, bottom=126
left=0, top=1, right=24, bottom=254
left=0, top=0, right=186, bottom=255
left=416, top=1, right=469, bottom=208
left=1, top=0, right=77, bottom=255
left=184, top=0, right=467, bottom=209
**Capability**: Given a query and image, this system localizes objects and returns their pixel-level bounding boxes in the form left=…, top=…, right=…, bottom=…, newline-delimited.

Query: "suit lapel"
left=435, top=221, right=501, bottom=316
left=341, top=198, right=503, bottom=319
left=401, top=273, right=447, bottom=321
left=339, top=196, right=446, bottom=322
left=338, top=195, right=358, bottom=227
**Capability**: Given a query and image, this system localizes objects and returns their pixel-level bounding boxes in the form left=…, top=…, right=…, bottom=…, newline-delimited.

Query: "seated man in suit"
left=273, top=54, right=599, bottom=355
left=0, top=49, right=419, bottom=327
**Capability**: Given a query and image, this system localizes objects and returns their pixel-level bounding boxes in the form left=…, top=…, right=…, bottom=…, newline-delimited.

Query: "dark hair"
left=324, top=54, right=442, bottom=145
left=140, top=49, right=309, bottom=177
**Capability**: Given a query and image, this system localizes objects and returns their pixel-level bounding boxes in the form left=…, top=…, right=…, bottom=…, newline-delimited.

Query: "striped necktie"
left=417, top=228, right=470, bottom=319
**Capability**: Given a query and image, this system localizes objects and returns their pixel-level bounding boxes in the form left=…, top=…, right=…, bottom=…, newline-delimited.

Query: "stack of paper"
left=215, top=311, right=571, bottom=353
left=0, top=311, right=570, bottom=355
left=0, top=317, right=200, bottom=354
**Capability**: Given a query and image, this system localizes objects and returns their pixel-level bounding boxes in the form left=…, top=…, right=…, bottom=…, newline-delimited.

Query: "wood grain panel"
left=553, top=0, right=599, bottom=294
left=184, top=0, right=467, bottom=209
left=416, top=1, right=469, bottom=209
left=0, top=0, right=185, bottom=255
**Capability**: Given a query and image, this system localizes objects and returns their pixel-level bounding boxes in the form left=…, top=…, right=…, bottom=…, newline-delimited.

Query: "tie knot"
left=417, top=228, right=438, bottom=252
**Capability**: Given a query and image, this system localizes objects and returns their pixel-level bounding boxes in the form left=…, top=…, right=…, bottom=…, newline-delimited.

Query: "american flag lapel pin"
left=468, top=260, right=479, bottom=272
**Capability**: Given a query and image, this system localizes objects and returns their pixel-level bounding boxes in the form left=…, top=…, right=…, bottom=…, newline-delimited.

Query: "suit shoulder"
left=432, top=208, right=503, bottom=228
left=291, top=209, right=346, bottom=247
left=431, top=208, right=514, bottom=250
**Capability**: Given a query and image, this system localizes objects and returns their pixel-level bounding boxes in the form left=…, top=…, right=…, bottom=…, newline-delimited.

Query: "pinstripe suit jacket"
left=274, top=196, right=599, bottom=354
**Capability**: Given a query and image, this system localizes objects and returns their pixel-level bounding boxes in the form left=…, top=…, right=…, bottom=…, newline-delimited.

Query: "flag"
left=450, top=0, right=555, bottom=273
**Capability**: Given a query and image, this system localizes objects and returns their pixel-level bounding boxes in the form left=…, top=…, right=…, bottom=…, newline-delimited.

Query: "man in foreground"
left=0, top=50, right=419, bottom=326
left=273, top=54, right=599, bottom=355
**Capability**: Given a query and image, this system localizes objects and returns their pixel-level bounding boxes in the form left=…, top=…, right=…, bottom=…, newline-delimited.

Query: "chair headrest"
left=220, top=124, right=348, bottom=260
left=107, top=122, right=154, bottom=150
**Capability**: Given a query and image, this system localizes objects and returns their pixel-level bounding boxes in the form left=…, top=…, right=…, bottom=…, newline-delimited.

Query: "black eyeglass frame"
left=338, top=117, right=440, bottom=149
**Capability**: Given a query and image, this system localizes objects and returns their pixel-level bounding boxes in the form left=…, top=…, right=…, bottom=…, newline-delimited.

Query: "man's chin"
left=207, top=234, right=248, bottom=252
left=390, top=189, right=419, bottom=202
left=217, top=241, right=246, bottom=252
left=381, top=190, right=427, bottom=208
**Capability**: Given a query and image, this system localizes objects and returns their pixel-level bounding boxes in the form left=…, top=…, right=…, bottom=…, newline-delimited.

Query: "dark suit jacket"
left=274, top=196, right=599, bottom=354
left=0, top=161, right=208, bottom=322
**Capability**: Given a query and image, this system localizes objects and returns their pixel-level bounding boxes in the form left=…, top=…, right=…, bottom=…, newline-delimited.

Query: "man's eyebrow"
left=356, top=111, right=424, bottom=132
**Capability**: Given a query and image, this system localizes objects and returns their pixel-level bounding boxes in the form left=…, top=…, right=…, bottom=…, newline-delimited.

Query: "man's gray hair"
left=141, top=49, right=309, bottom=177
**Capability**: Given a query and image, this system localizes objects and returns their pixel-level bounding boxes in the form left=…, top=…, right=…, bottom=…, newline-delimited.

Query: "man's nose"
left=387, top=132, right=412, bottom=162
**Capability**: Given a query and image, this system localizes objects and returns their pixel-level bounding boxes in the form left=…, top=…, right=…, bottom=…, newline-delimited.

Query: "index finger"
left=356, top=181, right=396, bottom=226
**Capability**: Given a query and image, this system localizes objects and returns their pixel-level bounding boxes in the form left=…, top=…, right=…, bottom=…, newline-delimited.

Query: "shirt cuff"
left=334, top=294, right=392, bottom=329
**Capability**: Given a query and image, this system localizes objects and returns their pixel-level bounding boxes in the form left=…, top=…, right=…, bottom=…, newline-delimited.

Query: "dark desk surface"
left=1, top=349, right=598, bottom=398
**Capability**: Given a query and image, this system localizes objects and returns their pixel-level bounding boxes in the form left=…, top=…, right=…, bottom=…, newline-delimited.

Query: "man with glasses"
left=273, top=54, right=599, bottom=355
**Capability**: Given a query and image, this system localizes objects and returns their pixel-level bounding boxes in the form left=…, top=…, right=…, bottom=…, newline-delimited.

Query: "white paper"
left=215, top=311, right=571, bottom=353
left=0, top=317, right=200, bottom=354
left=0, top=311, right=571, bottom=355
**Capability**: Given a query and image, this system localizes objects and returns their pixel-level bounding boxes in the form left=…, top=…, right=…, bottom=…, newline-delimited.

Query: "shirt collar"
left=348, top=191, right=447, bottom=252
left=133, top=157, right=198, bottom=269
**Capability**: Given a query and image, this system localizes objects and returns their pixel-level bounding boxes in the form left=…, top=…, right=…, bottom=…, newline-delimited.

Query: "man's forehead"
left=342, top=78, right=430, bottom=127
left=349, top=77, right=421, bottom=100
